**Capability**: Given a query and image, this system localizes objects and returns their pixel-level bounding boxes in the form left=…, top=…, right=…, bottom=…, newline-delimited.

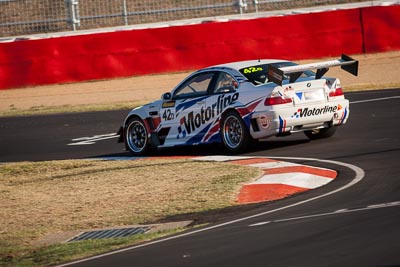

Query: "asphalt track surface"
left=1, top=89, right=400, bottom=266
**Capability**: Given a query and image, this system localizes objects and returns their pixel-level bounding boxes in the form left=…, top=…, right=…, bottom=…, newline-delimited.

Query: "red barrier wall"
left=0, top=5, right=399, bottom=90
left=362, top=6, right=400, bottom=53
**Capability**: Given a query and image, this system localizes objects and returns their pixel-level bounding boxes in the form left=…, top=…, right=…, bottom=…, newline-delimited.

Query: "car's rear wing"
left=268, top=54, right=358, bottom=86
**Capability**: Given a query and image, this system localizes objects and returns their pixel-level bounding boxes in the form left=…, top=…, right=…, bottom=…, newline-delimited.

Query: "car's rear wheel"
left=221, top=111, right=249, bottom=153
left=125, top=117, right=150, bottom=155
left=304, top=126, right=336, bottom=140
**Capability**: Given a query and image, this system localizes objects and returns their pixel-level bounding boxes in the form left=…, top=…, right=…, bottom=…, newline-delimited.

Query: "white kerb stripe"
left=194, top=155, right=253, bottom=162
left=248, top=161, right=300, bottom=169
left=249, top=162, right=336, bottom=172
left=249, top=173, right=333, bottom=189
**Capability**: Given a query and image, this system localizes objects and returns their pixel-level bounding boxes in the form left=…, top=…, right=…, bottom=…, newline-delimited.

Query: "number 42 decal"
left=243, top=66, right=263, bottom=74
left=162, top=109, right=175, bottom=121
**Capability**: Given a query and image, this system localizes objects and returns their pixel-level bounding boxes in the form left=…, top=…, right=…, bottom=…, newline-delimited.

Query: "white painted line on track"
left=249, top=201, right=400, bottom=227
left=249, top=221, right=272, bottom=227
left=350, top=96, right=400, bottom=104
left=56, top=157, right=365, bottom=267
left=68, top=133, right=118, bottom=146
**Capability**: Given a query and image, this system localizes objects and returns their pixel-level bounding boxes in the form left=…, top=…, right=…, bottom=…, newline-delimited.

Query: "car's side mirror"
left=162, top=92, right=172, bottom=100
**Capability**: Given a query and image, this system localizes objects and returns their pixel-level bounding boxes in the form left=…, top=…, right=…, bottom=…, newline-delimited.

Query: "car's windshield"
left=239, top=62, right=315, bottom=85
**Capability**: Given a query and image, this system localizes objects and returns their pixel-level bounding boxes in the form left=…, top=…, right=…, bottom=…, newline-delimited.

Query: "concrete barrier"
left=0, top=5, right=399, bottom=90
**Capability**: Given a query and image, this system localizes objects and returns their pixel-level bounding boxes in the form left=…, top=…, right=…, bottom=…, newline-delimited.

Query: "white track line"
left=350, top=95, right=400, bottom=104
left=249, top=201, right=400, bottom=227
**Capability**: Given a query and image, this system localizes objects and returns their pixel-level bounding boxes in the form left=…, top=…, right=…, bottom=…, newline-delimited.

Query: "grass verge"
left=0, top=101, right=147, bottom=117
left=0, top=158, right=262, bottom=266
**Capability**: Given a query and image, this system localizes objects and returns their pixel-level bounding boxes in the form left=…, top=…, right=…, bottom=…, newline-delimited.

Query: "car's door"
left=202, top=71, right=240, bottom=143
left=159, top=71, right=218, bottom=147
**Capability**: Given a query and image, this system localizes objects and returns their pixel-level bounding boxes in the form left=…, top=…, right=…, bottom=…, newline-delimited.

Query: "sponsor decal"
left=162, top=101, right=176, bottom=108
left=177, top=120, right=187, bottom=139
left=259, top=115, right=272, bottom=129
left=272, top=87, right=295, bottom=98
left=283, top=86, right=294, bottom=98
left=178, top=93, right=239, bottom=136
left=292, top=105, right=340, bottom=118
left=278, top=116, right=287, bottom=134
left=284, top=86, right=294, bottom=93
left=338, top=107, right=348, bottom=125
left=296, top=92, right=304, bottom=100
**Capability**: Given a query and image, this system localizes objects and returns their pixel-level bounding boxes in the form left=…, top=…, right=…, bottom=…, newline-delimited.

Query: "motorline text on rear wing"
left=268, top=54, right=359, bottom=86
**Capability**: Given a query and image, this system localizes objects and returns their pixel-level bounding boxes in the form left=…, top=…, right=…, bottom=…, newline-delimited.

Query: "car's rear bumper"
left=250, top=99, right=349, bottom=139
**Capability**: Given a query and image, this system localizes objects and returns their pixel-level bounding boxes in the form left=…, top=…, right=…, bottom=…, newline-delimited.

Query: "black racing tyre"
left=124, top=117, right=150, bottom=155
left=304, top=126, right=337, bottom=140
left=220, top=110, right=250, bottom=153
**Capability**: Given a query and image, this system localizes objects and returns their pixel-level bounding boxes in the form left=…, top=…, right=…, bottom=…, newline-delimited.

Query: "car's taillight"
left=264, top=96, right=293, bottom=106
left=329, top=88, right=344, bottom=97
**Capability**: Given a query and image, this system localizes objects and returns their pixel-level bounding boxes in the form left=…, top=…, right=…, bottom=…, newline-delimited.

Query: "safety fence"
left=0, top=0, right=366, bottom=37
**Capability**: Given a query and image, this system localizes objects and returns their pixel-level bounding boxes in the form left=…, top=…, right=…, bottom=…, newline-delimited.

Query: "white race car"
left=118, top=55, right=358, bottom=155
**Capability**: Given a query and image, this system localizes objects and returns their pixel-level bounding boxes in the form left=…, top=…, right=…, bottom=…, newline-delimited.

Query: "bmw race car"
left=118, top=54, right=358, bottom=155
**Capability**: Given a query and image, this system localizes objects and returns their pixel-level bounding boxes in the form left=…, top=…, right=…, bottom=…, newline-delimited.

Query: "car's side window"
left=213, top=72, right=237, bottom=94
left=173, top=72, right=214, bottom=100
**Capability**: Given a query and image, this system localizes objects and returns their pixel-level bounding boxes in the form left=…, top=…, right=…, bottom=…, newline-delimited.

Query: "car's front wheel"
left=221, top=111, right=250, bottom=153
left=304, top=126, right=337, bottom=140
left=125, top=117, right=150, bottom=155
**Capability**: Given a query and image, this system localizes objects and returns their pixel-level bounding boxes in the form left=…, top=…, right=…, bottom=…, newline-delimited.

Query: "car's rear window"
left=239, top=62, right=315, bottom=85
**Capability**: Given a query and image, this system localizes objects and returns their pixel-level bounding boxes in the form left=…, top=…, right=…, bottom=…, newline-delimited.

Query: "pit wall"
left=0, top=5, right=399, bottom=90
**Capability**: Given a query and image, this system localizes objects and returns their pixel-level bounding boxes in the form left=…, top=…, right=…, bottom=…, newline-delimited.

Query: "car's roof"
left=209, top=59, right=291, bottom=70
